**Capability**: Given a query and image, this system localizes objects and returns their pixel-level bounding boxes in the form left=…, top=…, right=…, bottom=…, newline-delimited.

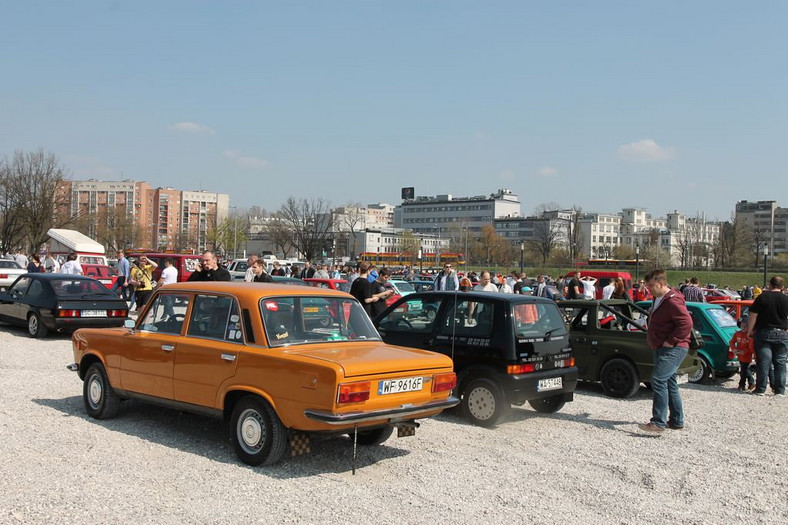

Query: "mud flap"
left=289, top=431, right=311, bottom=457
left=396, top=421, right=419, bottom=438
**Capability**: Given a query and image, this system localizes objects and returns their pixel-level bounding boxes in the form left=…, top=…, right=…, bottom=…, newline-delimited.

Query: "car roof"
left=407, top=290, right=557, bottom=305
left=24, top=273, right=97, bottom=281
left=559, top=299, right=633, bottom=307
left=636, top=299, right=724, bottom=310
left=161, top=281, right=350, bottom=298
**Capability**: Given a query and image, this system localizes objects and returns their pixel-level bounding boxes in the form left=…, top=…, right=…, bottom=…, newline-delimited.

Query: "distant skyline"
left=2, top=1, right=784, bottom=221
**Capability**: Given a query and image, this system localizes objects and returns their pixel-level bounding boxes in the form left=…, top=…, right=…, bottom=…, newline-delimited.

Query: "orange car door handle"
left=221, top=353, right=236, bottom=362
left=161, top=345, right=175, bottom=352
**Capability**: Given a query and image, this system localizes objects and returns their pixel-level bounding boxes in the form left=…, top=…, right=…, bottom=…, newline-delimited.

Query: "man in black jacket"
left=188, top=250, right=231, bottom=281
left=747, top=276, right=788, bottom=397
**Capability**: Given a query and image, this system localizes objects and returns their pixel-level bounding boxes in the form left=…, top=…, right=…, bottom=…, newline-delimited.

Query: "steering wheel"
left=394, top=318, right=413, bottom=330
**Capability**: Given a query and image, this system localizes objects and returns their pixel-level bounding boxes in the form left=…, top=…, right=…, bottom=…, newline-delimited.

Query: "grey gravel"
left=1, top=326, right=787, bottom=524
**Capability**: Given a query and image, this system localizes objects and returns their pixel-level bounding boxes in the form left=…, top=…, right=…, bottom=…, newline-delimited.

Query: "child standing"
left=729, top=322, right=755, bottom=391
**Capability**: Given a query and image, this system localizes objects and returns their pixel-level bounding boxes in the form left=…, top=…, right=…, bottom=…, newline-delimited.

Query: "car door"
left=0, top=276, right=33, bottom=323
left=376, top=295, right=445, bottom=349
left=172, top=294, right=241, bottom=407
left=119, top=292, right=192, bottom=399
left=559, top=306, right=597, bottom=378
left=431, top=296, right=499, bottom=368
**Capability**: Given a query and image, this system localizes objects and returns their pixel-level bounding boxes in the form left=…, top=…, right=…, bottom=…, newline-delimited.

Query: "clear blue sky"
left=2, top=1, right=784, bottom=221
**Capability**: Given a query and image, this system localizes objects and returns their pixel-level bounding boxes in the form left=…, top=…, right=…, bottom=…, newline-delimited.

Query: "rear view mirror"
left=124, top=319, right=136, bottom=329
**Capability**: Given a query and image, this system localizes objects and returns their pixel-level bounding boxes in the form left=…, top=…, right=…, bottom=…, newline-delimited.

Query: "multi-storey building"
left=578, top=213, right=621, bottom=259
left=394, top=188, right=521, bottom=236
left=735, top=200, right=785, bottom=255
left=61, top=179, right=228, bottom=253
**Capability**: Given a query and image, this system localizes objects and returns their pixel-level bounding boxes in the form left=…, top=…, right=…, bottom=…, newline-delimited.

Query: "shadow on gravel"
left=33, top=395, right=409, bottom=478
left=0, top=323, right=73, bottom=340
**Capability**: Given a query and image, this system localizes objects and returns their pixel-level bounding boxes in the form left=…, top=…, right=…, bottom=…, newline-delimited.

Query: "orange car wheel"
left=83, top=363, right=120, bottom=420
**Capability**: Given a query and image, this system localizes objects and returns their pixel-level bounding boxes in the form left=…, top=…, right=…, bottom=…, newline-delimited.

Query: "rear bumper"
left=496, top=367, right=579, bottom=405
left=44, top=317, right=127, bottom=331
left=304, top=396, right=460, bottom=425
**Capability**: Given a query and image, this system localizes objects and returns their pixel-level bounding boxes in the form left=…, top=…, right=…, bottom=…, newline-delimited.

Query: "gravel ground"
left=1, top=325, right=787, bottom=524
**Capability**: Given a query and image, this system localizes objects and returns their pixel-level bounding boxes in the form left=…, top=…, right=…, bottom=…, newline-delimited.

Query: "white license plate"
left=99, top=279, right=111, bottom=284
left=378, top=376, right=424, bottom=395
left=537, top=377, right=563, bottom=392
left=81, top=310, right=106, bottom=318
left=677, top=374, right=689, bottom=385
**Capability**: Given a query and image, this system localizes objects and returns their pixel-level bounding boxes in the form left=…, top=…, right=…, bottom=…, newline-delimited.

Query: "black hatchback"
left=0, top=274, right=128, bottom=338
left=374, top=291, right=577, bottom=427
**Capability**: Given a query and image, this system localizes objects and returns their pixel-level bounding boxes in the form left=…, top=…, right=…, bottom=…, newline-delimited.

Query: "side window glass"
left=441, top=299, right=494, bottom=338
left=378, top=296, right=442, bottom=332
left=26, top=279, right=43, bottom=297
left=690, top=312, right=705, bottom=331
left=139, top=293, right=191, bottom=334
left=187, top=295, right=242, bottom=342
left=8, top=277, right=31, bottom=295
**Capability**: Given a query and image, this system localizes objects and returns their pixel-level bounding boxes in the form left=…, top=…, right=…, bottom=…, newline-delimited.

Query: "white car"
left=225, top=259, right=248, bottom=281
left=0, top=260, right=28, bottom=291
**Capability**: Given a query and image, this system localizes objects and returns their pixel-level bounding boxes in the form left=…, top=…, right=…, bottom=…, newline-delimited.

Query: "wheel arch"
left=78, top=352, right=106, bottom=381
left=456, top=364, right=500, bottom=393
left=222, top=388, right=278, bottom=423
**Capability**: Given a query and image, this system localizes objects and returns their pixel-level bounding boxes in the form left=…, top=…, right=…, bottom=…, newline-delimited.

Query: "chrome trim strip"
left=304, top=396, right=460, bottom=425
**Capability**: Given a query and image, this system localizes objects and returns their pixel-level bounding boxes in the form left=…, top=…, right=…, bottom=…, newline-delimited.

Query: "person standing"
left=130, top=255, right=158, bottom=312
left=580, top=275, right=597, bottom=300
left=473, top=271, right=498, bottom=292
left=270, top=261, right=286, bottom=276
left=565, top=271, right=583, bottom=300
left=113, top=250, right=131, bottom=300
left=611, top=278, right=631, bottom=301
left=350, top=262, right=391, bottom=317
left=43, top=252, right=60, bottom=273
left=369, top=267, right=394, bottom=318
left=26, top=255, right=44, bottom=273
left=299, top=261, right=316, bottom=279
left=681, top=277, right=706, bottom=303
left=746, top=276, right=788, bottom=397
left=433, top=264, right=458, bottom=291
left=638, top=269, right=692, bottom=433
left=157, top=258, right=178, bottom=319
left=243, top=254, right=260, bottom=282
left=602, top=278, right=616, bottom=300
left=188, top=251, right=231, bottom=281
left=60, top=253, right=83, bottom=275
left=250, top=260, right=273, bottom=282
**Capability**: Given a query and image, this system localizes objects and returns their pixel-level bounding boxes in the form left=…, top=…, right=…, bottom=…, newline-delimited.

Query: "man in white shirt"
left=473, top=271, right=498, bottom=292
left=60, top=253, right=83, bottom=275
left=602, top=278, right=616, bottom=300
left=158, top=258, right=178, bottom=320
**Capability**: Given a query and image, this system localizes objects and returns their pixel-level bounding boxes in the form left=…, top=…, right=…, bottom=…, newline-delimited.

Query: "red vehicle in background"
left=701, top=288, right=742, bottom=303
left=82, top=264, right=118, bottom=289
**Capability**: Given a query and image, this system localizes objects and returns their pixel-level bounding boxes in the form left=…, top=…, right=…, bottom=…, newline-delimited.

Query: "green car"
left=559, top=300, right=701, bottom=398
left=637, top=301, right=739, bottom=384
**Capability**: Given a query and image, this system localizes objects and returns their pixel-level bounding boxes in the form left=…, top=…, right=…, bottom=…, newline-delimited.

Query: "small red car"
left=82, top=264, right=118, bottom=289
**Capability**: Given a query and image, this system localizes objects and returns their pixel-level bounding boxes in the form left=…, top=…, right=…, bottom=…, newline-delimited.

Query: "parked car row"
left=0, top=272, right=745, bottom=469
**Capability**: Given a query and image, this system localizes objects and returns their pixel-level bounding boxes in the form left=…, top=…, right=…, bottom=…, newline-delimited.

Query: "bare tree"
left=337, top=203, right=365, bottom=259
left=749, top=225, right=769, bottom=267
left=527, top=219, right=562, bottom=263
left=276, top=197, right=334, bottom=261
left=0, top=149, right=70, bottom=253
left=532, top=201, right=562, bottom=216
left=264, top=215, right=296, bottom=259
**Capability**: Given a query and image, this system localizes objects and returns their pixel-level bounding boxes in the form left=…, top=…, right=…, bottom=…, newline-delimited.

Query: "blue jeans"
left=111, top=276, right=129, bottom=300
left=650, top=346, right=688, bottom=428
left=754, top=328, right=788, bottom=395
left=738, top=362, right=755, bottom=389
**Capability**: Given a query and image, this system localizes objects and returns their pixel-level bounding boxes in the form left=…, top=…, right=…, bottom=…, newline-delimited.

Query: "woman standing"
left=27, top=255, right=45, bottom=273
left=611, top=277, right=631, bottom=301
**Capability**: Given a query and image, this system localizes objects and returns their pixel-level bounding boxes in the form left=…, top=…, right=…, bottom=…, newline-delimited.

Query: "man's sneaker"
left=637, top=422, right=665, bottom=433
left=667, top=422, right=684, bottom=430
left=748, top=384, right=757, bottom=391
left=775, top=393, right=786, bottom=398
left=752, top=390, right=766, bottom=396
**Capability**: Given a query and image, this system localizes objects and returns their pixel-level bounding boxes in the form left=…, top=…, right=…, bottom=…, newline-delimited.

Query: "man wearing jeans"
left=639, top=269, right=693, bottom=433
left=746, top=276, right=788, bottom=397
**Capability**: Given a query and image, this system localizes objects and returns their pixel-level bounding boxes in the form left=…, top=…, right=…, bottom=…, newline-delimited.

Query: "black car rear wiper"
left=543, top=328, right=566, bottom=339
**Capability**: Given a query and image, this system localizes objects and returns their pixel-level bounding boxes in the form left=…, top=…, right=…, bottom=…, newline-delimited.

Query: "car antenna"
left=451, top=287, right=459, bottom=361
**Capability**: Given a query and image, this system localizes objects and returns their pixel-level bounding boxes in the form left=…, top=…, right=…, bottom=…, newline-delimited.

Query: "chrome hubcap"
left=467, top=386, right=496, bottom=421
left=88, top=375, right=103, bottom=408
left=238, top=409, right=265, bottom=452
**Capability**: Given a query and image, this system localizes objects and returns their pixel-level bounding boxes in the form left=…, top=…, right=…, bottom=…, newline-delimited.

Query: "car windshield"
left=706, top=308, right=738, bottom=328
left=51, top=279, right=113, bottom=297
left=513, top=302, right=568, bottom=337
left=261, top=296, right=380, bottom=347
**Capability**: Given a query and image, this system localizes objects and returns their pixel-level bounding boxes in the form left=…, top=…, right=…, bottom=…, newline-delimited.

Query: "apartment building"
left=735, top=200, right=786, bottom=255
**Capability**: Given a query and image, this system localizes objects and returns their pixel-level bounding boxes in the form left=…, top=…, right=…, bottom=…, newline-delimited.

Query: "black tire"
left=689, top=356, right=713, bottom=384
left=28, top=312, right=49, bottom=338
left=600, top=358, right=640, bottom=398
left=716, top=371, right=736, bottom=379
left=230, top=396, right=288, bottom=466
left=349, top=426, right=394, bottom=446
left=83, top=362, right=121, bottom=419
left=528, top=394, right=566, bottom=414
left=461, top=378, right=508, bottom=427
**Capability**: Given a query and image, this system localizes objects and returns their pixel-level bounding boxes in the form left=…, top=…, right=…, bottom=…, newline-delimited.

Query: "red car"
left=82, top=264, right=118, bottom=289
left=701, top=288, right=742, bottom=303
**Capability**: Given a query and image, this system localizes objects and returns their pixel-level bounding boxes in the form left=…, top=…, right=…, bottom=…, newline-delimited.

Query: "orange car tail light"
left=508, top=363, right=536, bottom=374
left=107, top=309, right=128, bottom=317
left=337, top=381, right=371, bottom=404
left=431, top=372, right=456, bottom=392
left=57, top=310, right=80, bottom=318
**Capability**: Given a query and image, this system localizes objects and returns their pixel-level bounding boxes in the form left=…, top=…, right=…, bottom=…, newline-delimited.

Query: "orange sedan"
left=68, top=282, right=457, bottom=466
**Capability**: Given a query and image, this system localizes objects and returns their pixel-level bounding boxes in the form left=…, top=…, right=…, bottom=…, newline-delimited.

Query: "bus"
left=358, top=252, right=465, bottom=268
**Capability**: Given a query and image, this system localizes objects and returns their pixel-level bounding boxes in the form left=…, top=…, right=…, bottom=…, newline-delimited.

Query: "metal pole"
left=635, top=245, right=640, bottom=281
left=520, top=242, right=524, bottom=274
left=763, top=245, right=768, bottom=288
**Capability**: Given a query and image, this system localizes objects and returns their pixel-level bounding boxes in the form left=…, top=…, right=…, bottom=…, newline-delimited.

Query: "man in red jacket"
left=638, top=269, right=693, bottom=433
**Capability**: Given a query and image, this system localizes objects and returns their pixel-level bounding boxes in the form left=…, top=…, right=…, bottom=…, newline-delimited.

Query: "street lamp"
left=520, top=241, right=524, bottom=274
left=229, top=206, right=238, bottom=260
left=635, top=244, right=640, bottom=281
left=763, top=244, right=769, bottom=288
left=418, top=237, right=423, bottom=275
